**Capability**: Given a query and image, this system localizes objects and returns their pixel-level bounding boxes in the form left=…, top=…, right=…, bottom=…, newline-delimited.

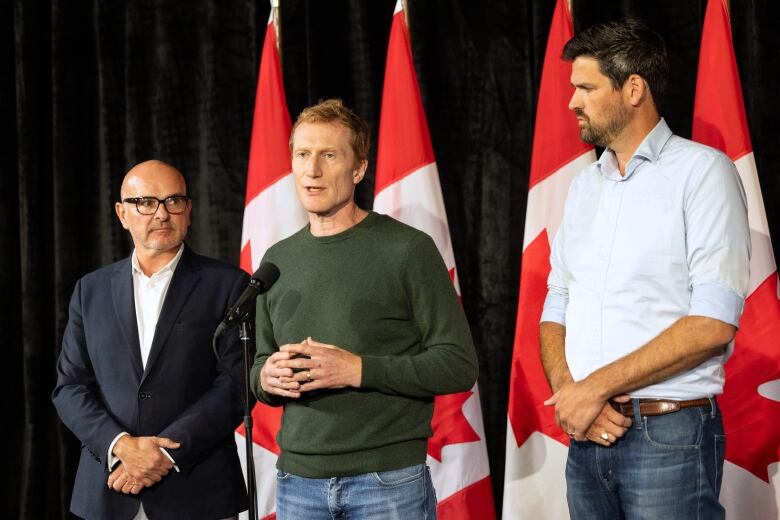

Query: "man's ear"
left=625, top=74, right=648, bottom=107
left=353, top=159, right=368, bottom=184
left=115, top=201, right=130, bottom=230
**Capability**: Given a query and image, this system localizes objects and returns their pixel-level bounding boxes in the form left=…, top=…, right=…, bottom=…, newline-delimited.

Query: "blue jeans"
left=275, top=463, right=437, bottom=520
left=566, top=398, right=725, bottom=520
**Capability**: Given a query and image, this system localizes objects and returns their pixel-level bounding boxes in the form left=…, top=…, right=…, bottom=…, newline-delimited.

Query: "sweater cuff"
left=360, top=355, right=385, bottom=390
left=253, top=386, right=287, bottom=407
left=251, top=364, right=286, bottom=407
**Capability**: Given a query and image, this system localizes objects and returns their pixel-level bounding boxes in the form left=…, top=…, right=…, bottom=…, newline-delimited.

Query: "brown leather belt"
left=610, top=398, right=712, bottom=417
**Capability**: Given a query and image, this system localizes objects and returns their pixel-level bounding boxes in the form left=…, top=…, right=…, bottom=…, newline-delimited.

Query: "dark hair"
left=562, top=19, right=669, bottom=112
left=290, top=99, right=370, bottom=163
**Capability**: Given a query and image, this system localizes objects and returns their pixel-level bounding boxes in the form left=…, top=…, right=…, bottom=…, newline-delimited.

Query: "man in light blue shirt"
left=540, top=19, right=750, bottom=519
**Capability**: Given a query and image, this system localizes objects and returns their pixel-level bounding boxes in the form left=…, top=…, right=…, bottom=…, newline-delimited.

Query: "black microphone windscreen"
left=252, top=262, right=280, bottom=290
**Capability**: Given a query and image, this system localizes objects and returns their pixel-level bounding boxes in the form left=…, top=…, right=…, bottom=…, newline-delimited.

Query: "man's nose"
left=568, top=90, right=580, bottom=111
left=306, top=157, right=322, bottom=177
left=154, top=202, right=170, bottom=220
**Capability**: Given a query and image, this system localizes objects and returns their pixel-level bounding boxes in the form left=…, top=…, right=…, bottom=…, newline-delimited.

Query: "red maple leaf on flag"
left=428, top=391, right=480, bottom=461
left=509, top=230, right=570, bottom=447
left=720, top=274, right=780, bottom=481
left=691, top=0, right=780, bottom=484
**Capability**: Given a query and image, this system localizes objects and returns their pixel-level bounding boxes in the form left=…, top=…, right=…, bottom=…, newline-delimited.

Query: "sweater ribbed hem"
left=277, top=439, right=428, bottom=478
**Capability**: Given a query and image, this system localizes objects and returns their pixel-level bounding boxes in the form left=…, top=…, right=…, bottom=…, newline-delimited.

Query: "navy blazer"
left=53, top=246, right=250, bottom=520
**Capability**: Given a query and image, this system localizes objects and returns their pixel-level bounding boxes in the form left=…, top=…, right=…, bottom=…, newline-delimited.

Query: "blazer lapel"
left=111, top=259, right=144, bottom=380
left=141, top=247, right=200, bottom=383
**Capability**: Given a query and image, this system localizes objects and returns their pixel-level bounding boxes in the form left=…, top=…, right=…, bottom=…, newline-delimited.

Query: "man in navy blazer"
left=53, top=160, right=250, bottom=519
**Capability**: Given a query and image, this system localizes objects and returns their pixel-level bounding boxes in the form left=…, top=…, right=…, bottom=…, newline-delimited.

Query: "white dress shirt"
left=131, top=245, right=184, bottom=368
left=542, top=119, right=751, bottom=399
left=106, top=246, right=184, bottom=519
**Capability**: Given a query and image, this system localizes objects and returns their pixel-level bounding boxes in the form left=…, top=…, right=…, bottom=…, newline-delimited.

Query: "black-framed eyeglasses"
left=121, top=196, right=190, bottom=215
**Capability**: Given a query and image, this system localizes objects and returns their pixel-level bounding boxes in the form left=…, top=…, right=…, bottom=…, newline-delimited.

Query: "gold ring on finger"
left=305, top=370, right=312, bottom=382
left=601, top=432, right=610, bottom=441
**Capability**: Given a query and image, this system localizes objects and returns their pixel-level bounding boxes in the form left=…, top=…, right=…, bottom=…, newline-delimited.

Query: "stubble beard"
left=577, top=104, right=631, bottom=148
left=142, top=227, right=184, bottom=252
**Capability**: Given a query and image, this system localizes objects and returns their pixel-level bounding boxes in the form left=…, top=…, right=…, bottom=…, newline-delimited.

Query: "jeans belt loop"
left=708, top=397, right=717, bottom=418
left=632, top=398, right=643, bottom=430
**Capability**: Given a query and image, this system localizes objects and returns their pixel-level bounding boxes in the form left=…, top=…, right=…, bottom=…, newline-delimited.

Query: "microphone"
left=214, top=262, right=280, bottom=337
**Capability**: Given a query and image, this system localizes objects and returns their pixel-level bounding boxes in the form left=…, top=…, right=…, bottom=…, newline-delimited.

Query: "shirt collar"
left=597, top=118, right=673, bottom=181
left=632, top=118, right=673, bottom=163
left=131, top=244, right=185, bottom=277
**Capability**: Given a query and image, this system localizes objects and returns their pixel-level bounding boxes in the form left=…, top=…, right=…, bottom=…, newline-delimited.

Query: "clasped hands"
left=107, top=435, right=180, bottom=495
left=260, top=337, right=362, bottom=398
left=544, top=379, right=632, bottom=446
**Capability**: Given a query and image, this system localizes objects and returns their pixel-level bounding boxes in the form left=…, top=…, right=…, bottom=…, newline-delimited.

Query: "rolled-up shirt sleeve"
left=689, top=283, right=744, bottom=327
left=542, top=223, right=570, bottom=326
left=685, top=152, right=750, bottom=327
left=541, top=290, right=568, bottom=325
left=542, top=231, right=569, bottom=324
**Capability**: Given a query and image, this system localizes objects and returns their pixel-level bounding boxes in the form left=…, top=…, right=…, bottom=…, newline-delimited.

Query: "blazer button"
left=139, top=391, right=152, bottom=400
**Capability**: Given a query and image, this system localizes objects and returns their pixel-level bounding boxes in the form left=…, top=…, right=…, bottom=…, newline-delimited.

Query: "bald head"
left=120, top=160, right=186, bottom=199
left=115, top=160, right=192, bottom=271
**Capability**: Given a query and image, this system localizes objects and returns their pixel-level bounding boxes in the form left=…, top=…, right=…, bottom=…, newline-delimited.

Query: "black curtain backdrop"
left=5, top=0, right=779, bottom=517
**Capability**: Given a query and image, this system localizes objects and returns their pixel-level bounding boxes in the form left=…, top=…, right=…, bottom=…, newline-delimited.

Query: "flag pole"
left=238, top=0, right=307, bottom=517
left=271, top=0, right=281, bottom=55
left=401, top=0, right=410, bottom=34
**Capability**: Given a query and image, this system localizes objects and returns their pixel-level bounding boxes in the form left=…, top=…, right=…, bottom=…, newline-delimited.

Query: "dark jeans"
left=566, top=398, right=725, bottom=520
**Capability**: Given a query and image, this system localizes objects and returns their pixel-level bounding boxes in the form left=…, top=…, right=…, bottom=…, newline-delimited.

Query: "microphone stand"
left=211, top=320, right=258, bottom=520
left=212, top=261, right=279, bottom=519
left=239, top=318, right=258, bottom=520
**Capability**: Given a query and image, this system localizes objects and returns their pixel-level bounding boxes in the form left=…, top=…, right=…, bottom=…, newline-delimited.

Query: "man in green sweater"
left=250, top=99, right=478, bottom=519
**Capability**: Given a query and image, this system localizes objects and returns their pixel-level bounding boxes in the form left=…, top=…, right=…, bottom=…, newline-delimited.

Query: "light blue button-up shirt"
left=541, top=119, right=750, bottom=399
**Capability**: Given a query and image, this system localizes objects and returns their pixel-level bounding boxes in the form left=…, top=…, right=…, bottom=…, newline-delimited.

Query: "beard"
left=575, top=103, right=631, bottom=147
left=142, top=226, right=185, bottom=251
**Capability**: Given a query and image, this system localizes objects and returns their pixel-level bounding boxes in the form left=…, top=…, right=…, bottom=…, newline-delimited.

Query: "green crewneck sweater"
left=250, top=212, right=478, bottom=478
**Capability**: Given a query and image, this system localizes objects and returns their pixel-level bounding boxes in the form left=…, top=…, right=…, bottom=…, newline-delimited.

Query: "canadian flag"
left=502, top=0, right=595, bottom=518
left=373, top=1, right=495, bottom=518
left=234, top=6, right=307, bottom=520
left=692, top=1, right=780, bottom=517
